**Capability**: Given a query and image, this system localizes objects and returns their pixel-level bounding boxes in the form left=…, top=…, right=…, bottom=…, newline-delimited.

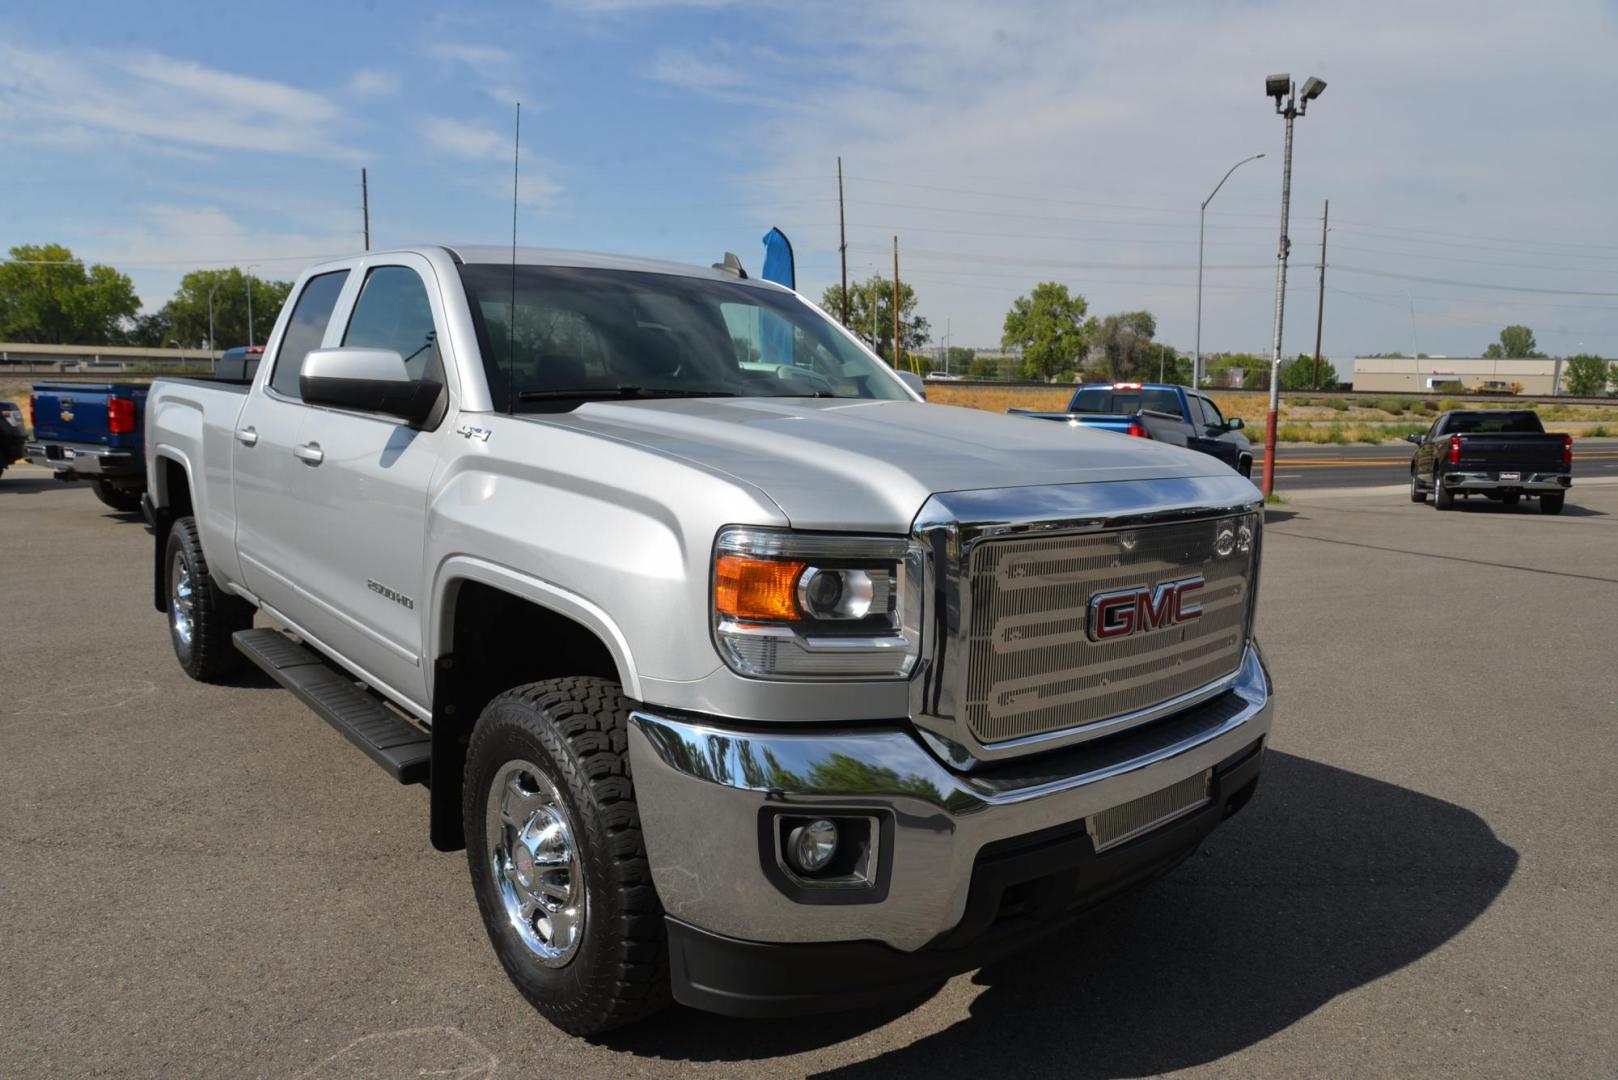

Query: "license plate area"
left=1086, top=770, right=1212, bottom=853
left=1499, top=471, right=1521, bottom=482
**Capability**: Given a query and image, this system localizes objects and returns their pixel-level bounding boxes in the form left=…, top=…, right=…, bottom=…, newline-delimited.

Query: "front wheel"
left=1237, top=456, right=1253, bottom=479
left=1540, top=492, right=1565, bottom=515
left=464, top=678, right=669, bottom=1035
left=165, top=516, right=254, bottom=681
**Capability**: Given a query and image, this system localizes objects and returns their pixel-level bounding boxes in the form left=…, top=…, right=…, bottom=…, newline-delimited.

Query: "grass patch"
left=1276, top=421, right=1429, bottom=444
left=1264, top=492, right=1288, bottom=505
left=1585, top=424, right=1613, bottom=437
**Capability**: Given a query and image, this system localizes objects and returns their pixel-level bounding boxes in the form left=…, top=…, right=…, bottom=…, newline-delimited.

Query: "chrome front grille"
left=961, top=515, right=1256, bottom=746
left=1087, top=770, right=1212, bottom=852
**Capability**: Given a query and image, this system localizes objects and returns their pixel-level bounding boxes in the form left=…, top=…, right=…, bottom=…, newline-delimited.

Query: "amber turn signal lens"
left=715, top=554, right=806, bottom=621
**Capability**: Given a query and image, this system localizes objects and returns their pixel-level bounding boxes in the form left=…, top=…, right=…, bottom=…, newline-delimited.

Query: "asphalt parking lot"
left=3, top=466, right=1616, bottom=1078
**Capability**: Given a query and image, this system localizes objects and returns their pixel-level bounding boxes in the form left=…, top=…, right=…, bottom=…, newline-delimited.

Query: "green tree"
left=1140, top=341, right=1191, bottom=385
left=1087, top=310, right=1157, bottom=380
left=1562, top=354, right=1614, bottom=397
left=158, top=268, right=293, bottom=350
left=1279, top=353, right=1339, bottom=390
left=967, top=355, right=999, bottom=379
left=1000, top=282, right=1088, bottom=380
left=944, top=345, right=975, bottom=373
left=0, top=243, right=141, bottom=344
left=820, top=275, right=929, bottom=367
left=1483, top=325, right=1543, bottom=359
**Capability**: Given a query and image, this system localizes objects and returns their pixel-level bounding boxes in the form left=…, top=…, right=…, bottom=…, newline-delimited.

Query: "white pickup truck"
left=144, top=245, right=1273, bottom=1035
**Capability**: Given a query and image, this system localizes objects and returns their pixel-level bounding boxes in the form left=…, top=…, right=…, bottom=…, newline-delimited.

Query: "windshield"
left=458, top=264, right=909, bottom=411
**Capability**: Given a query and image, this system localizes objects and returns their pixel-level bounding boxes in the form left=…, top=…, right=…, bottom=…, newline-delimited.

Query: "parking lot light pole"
left=1261, top=74, right=1326, bottom=499
left=1195, top=153, right=1264, bottom=391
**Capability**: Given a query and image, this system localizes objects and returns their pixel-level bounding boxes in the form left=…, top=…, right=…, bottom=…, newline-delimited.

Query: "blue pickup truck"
left=25, top=381, right=150, bottom=512
left=1012, top=381, right=1254, bottom=478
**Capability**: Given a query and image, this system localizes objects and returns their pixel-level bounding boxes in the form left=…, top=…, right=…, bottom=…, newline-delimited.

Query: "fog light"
left=786, top=818, right=838, bottom=873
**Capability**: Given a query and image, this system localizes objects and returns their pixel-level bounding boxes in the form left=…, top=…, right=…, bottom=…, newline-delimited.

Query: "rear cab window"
left=1442, top=411, right=1545, bottom=435
left=268, top=270, right=351, bottom=399
left=1070, top=387, right=1181, bottom=415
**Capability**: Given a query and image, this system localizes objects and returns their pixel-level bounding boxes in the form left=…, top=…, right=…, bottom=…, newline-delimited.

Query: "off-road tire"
left=464, top=677, right=669, bottom=1036
left=1434, top=478, right=1454, bottom=511
left=1409, top=471, right=1426, bottom=502
left=92, top=478, right=144, bottom=514
left=1237, top=456, right=1253, bottom=479
left=165, top=516, right=253, bottom=682
left=1540, top=492, right=1565, bottom=515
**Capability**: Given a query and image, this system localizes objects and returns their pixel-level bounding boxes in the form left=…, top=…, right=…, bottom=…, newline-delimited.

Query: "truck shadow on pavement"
left=1448, top=500, right=1604, bottom=517
left=607, top=751, right=1517, bottom=1076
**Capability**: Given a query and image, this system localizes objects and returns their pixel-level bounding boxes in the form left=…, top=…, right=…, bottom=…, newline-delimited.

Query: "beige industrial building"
left=1352, top=356, right=1564, bottom=395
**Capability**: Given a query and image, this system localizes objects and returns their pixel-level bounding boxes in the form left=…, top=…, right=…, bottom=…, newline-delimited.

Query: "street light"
left=1194, top=152, right=1265, bottom=391
left=1259, top=72, right=1327, bottom=500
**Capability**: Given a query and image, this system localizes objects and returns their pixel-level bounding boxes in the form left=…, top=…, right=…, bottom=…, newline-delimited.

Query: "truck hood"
left=540, top=397, right=1235, bottom=532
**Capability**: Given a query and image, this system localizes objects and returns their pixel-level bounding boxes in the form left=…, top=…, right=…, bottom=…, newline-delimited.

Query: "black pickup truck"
left=1408, top=409, right=1571, bottom=514
left=1012, top=382, right=1254, bottom=477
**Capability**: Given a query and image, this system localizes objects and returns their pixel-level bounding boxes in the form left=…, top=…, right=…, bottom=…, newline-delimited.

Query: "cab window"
left=269, top=270, right=350, bottom=399
left=343, top=266, right=441, bottom=380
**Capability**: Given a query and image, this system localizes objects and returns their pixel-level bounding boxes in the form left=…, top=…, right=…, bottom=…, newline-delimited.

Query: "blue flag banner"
left=759, top=227, right=796, bottom=366
left=761, top=227, right=795, bottom=288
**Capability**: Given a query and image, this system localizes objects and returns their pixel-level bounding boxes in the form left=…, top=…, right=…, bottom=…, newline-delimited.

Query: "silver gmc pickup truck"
left=144, top=245, right=1273, bottom=1035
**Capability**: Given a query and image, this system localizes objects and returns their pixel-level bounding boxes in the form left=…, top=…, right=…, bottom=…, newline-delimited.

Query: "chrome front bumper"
left=628, top=642, right=1273, bottom=953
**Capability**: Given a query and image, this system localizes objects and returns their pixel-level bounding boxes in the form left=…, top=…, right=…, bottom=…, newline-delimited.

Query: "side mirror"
left=1225, top=417, right=1245, bottom=431
left=895, top=369, right=927, bottom=401
left=300, top=347, right=443, bottom=427
left=1405, top=433, right=1423, bottom=444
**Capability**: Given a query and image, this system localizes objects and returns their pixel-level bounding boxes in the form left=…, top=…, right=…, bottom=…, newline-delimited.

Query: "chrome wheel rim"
left=486, top=760, right=585, bottom=967
left=171, top=551, right=196, bottom=648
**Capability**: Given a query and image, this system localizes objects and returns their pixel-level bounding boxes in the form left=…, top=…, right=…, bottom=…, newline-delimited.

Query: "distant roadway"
left=1257, top=438, right=1618, bottom=490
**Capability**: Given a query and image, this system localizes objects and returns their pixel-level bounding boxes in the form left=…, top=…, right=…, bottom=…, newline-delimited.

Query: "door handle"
left=235, top=426, right=259, bottom=447
left=294, top=442, right=324, bottom=466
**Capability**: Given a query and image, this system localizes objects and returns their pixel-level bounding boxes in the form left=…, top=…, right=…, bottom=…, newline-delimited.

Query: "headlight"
left=711, top=526, right=923, bottom=679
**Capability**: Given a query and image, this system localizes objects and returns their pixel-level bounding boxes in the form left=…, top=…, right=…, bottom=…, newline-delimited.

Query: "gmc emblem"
left=1087, top=576, right=1204, bottom=642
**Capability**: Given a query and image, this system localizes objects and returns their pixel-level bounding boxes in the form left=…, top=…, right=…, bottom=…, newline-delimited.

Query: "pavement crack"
left=1269, top=530, right=1618, bottom=585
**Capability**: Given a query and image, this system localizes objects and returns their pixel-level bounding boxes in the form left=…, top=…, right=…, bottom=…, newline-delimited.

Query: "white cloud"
left=648, top=45, right=747, bottom=93
left=422, top=41, right=527, bottom=102
left=347, top=69, right=400, bottom=98
left=418, top=117, right=562, bottom=208
left=420, top=116, right=510, bottom=160
left=0, top=43, right=359, bottom=161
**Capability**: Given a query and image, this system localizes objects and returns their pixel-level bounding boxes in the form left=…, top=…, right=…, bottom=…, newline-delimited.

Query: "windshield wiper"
left=516, top=385, right=738, bottom=402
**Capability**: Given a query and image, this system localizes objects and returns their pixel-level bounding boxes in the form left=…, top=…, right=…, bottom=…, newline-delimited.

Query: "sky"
left=3, top=0, right=1617, bottom=359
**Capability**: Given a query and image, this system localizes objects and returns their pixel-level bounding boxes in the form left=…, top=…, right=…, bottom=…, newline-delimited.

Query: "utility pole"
left=892, top=236, right=902, bottom=371
left=207, top=281, right=220, bottom=361
left=837, top=157, right=848, bottom=325
left=1312, top=199, right=1328, bottom=390
left=362, top=168, right=371, bottom=251
left=1260, top=73, right=1327, bottom=500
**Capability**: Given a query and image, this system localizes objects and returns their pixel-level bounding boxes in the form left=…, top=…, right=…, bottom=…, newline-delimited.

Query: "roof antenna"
left=507, top=101, right=521, bottom=414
